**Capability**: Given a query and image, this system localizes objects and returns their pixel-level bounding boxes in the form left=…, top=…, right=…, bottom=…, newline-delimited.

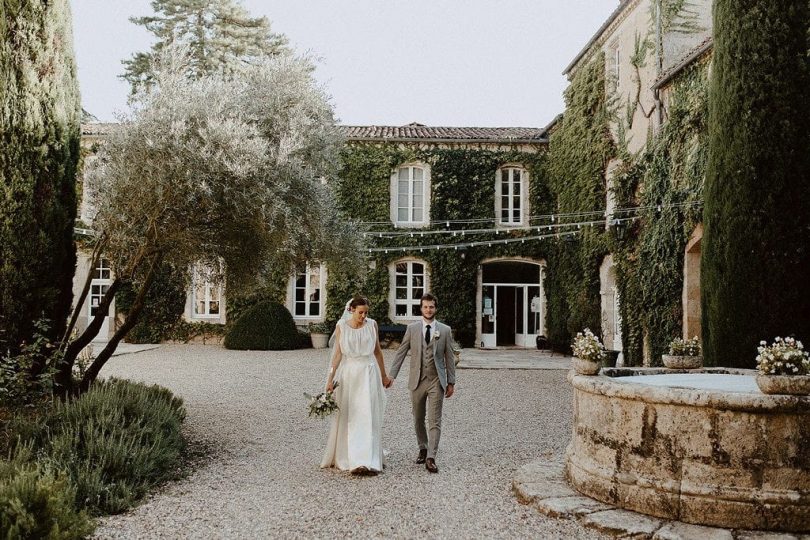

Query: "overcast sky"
left=70, top=1, right=618, bottom=128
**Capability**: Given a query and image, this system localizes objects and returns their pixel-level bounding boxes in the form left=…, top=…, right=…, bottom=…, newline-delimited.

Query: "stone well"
left=565, top=367, right=810, bottom=533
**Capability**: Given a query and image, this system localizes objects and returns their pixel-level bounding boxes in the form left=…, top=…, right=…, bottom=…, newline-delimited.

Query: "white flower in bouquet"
left=304, top=382, right=340, bottom=418
left=756, top=337, right=810, bottom=376
left=572, top=328, right=607, bottom=363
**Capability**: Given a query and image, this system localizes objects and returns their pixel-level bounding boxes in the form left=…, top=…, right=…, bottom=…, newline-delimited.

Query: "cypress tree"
left=702, top=0, right=810, bottom=367
left=0, top=0, right=81, bottom=353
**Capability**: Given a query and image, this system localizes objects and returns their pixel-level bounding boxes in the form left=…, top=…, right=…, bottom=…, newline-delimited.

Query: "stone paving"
left=458, top=347, right=572, bottom=370
left=514, top=456, right=810, bottom=539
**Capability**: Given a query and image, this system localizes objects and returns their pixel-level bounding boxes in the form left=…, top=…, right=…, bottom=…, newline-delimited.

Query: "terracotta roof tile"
left=339, top=123, right=546, bottom=142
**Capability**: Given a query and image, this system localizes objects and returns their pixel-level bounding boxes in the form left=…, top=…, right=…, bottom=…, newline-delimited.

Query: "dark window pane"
left=310, top=303, right=320, bottom=316
left=412, top=263, right=424, bottom=273
left=295, top=302, right=306, bottom=316
left=395, top=304, right=407, bottom=316
left=396, top=275, right=407, bottom=287
left=295, top=289, right=305, bottom=301
left=411, top=303, right=421, bottom=316
left=209, top=302, right=220, bottom=315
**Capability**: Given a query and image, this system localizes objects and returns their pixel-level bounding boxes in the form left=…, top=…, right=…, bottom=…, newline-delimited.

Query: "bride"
left=320, top=295, right=392, bottom=474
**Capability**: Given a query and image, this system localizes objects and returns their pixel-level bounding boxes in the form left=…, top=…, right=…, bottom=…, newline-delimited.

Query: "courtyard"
left=92, top=345, right=604, bottom=539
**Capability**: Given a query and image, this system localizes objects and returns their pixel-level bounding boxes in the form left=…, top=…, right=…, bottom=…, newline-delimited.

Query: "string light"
left=366, top=230, right=583, bottom=253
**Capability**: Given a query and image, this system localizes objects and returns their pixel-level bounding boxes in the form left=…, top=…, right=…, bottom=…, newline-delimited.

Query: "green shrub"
left=223, top=301, right=299, bottom=350
left=0, top=452, right=93, bottom=539
left=10, top=379, right=186, bottom=515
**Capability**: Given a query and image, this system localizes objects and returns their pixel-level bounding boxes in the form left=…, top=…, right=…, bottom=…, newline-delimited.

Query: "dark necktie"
left=425, top=324, right=431, bottom=344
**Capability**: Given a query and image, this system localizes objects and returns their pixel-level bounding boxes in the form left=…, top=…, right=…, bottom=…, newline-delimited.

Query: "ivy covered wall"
left=329, top=144, right=551, bottom=347
left=612, top=60, right=708, bottom=365
left=542, top=52, right=615, bottom=350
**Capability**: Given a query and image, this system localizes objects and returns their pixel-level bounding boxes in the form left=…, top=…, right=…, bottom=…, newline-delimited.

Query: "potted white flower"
left=571, top=328, right=606, bottom=375
left=755, top=337, right=810, bottom=395
left=662, top=336, right=702, bottom=369
left=308, top=322, right=331, bottom=349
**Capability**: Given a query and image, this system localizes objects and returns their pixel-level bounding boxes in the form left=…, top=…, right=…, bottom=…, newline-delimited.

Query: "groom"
left=390, top=293, right=456, bottom=473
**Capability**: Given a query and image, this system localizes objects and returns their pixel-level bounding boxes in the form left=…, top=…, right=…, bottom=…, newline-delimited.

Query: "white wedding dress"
left=320, top=318, right=386, bottom=472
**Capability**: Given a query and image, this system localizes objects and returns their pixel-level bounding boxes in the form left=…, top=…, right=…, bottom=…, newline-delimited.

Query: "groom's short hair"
left=420, top=293, right=438, bottom=308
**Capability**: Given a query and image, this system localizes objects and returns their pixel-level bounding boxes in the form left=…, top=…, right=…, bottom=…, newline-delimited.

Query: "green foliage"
left=8, top=379, right=186, bottom=515
left=0, top=453, right=94, bottom=540
left=613, top=60, right=708, bottom=365
left=117, top=262, right=188, bottom=344
left=0, top=320, right=58, bottom=408
left=333, top=144, right=550, bottom=347
left=169, top=320, right=225, bottom=343
left=0, top=0, right=81, bottom=354
left=121, top=0, right=289, bottom=95
left=223, top=301, right=299, bottom=350
left=703, top=0, right=810, bottom=368
left=543, top=52, right=614, bottom=350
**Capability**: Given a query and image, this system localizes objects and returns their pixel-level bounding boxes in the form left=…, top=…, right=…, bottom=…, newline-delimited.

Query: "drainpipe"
left=654, top=0, right=665, bottom=129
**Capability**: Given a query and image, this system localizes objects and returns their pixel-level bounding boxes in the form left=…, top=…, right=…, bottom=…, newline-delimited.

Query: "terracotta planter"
left=572, top=357, right=600, bottom=375
left=755, top=374, right=810, bottom=395
left=310, top=333, right=329, bottom=349
left=662, top=354, right=702, bottom=369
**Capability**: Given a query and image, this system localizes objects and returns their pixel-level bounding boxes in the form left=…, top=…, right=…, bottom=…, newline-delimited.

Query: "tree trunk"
left=79, top=255, right=163, bottom=392
left=61, top=236, right=106, bottom=349
left=54, top=278, right=121, bottom=393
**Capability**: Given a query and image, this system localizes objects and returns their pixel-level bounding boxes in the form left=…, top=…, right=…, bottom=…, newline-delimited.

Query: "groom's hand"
left=445, top=384, right=454, bottom=398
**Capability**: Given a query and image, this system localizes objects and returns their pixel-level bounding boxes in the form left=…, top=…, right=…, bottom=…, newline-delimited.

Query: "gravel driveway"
left=93, top=344, right=605, bottom=539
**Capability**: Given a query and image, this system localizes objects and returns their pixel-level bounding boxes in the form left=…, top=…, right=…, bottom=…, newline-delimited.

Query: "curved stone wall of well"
left=565, top=369, right=810, bottom=532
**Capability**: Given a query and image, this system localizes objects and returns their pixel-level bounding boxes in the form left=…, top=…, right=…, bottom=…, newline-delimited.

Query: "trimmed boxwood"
left=223, top=301, right=299, bottom=350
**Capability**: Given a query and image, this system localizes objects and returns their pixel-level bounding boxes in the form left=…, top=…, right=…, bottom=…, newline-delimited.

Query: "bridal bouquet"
left=304, top=382, right=339, bottom=418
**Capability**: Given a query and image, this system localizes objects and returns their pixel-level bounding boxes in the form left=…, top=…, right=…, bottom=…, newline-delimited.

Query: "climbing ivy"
left=543, top=52, right=615, bottom=350
left=612, top=59, right=708, bottom=365
left=330, top=144, right=551, bottom=347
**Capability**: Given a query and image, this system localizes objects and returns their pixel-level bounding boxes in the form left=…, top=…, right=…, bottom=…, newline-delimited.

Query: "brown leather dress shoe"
left=425, top=458, right=438, bottom=473
left=415, top=449, right=427, bottom=464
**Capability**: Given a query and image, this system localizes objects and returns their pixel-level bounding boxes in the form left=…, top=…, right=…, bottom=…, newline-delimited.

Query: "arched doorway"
left=683, top=225, right=702, bottom=340
left=477, top=260, right=545, bottom=348
left=600, top=255, right=623, bottom=362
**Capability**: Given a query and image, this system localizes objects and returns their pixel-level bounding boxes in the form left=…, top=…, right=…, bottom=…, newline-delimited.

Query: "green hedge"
left=223, top=301, right=299, bottom=350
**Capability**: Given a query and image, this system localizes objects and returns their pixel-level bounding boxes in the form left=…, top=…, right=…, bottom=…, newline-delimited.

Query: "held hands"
left=382, top=375, right=393, bottom=388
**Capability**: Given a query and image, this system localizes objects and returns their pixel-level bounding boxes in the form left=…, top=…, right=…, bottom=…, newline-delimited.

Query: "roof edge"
left=562, top=0, right=635, bottom=76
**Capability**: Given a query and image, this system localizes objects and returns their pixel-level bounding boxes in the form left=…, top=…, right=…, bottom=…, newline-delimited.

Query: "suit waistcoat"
left=421, top=333, right=438, bottom=380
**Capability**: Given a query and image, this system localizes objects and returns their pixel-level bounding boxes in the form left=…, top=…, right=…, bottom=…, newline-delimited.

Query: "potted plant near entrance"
left=663, top=336, right=703, bottom=369
left=308, top=322, right=331, bottom=349
left=571, top=328, right=606, bottom=375
left=755, top=337, right=810, bottom=395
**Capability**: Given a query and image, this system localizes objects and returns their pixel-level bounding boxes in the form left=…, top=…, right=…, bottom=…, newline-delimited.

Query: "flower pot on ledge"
left=310, top=333, right=329, bottom=349
left=755, top=374, right=810, bottom=395
left=662, top=354, right=703, bottom=369
left=572, top=357, right=600, bottom=375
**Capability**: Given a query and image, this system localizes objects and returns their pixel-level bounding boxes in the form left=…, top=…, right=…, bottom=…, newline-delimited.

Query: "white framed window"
left=496, top=166, right=529, bottom=226
left=391, top=164, right=430, bottom=226
left=390, top=260, right=429, bottom=320
left=94, top=257, right=111, bottom=280
left=192, top=266, right=222, bottom=318
left=608, top=41, right=620, bottom=92
left=292, top=262, right=326, bottom=319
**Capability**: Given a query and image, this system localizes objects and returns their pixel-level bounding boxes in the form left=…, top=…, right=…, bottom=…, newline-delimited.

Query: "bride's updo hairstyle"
left=349, top=295, right=369, bottom=309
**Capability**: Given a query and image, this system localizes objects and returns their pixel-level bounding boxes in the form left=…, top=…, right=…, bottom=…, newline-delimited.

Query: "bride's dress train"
left=320, top=318, right=386, bottom=472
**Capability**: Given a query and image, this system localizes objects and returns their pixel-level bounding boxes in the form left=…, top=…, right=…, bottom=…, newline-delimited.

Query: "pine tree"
left=121, top=0, right=288, bottom=95
left=0, top=0, right=81, bottom=355
left=702, top=0, right=810, bottom=367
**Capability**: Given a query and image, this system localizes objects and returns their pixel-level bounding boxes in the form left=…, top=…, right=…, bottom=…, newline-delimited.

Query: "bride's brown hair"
left=349, top=295, right=369, bottom=309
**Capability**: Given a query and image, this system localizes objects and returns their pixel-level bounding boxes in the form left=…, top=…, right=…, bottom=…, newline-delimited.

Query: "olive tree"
left=60, top=48, right=360, bottom=392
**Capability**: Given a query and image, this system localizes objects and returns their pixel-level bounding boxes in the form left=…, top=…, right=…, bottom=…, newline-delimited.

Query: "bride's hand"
left=326, top=380, right=334, bottom=392
left=382, top=376, right=393, bottom=388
